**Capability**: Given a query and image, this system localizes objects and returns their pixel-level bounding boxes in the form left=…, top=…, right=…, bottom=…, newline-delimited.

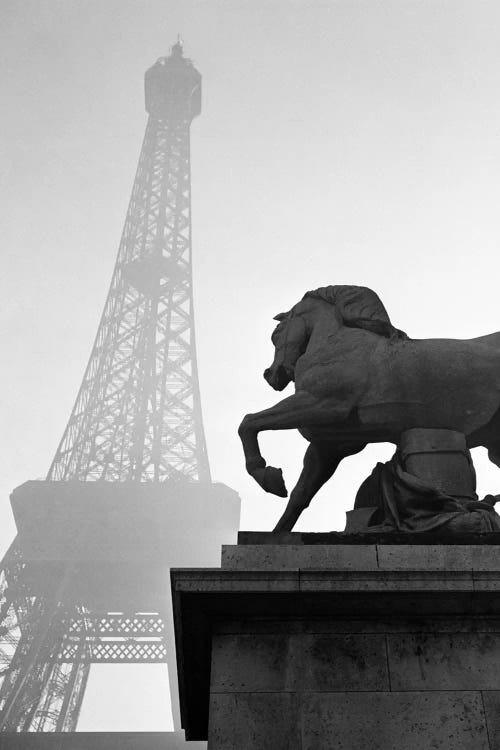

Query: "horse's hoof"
left=263, top=466, right=288, bottom=497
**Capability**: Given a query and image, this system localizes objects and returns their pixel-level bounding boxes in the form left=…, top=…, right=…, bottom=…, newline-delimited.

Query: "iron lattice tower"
left=49, top=40, right=209, bottom=484
left=0, top=41, right=211, bottom=732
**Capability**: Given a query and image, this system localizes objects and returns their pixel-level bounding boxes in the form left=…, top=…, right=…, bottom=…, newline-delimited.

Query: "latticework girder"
left=62, top=612, right=167, bottom=663
left=0, top=551, right=169, bottom=731
left=47, top=114, right=209, bottom=483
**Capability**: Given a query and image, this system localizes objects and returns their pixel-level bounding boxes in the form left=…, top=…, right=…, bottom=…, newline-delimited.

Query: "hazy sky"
left=4, top=0, right=500, bottom=732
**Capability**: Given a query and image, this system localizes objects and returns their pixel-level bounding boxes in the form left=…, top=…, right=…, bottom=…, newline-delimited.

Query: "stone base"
left=172, top=541, right=500, bottom=749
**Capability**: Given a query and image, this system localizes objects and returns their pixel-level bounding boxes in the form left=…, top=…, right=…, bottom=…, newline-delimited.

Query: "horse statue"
left=238, top=285, right=500, bottom=532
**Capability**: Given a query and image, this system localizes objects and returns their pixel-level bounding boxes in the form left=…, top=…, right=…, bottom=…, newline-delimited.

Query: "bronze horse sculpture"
left=238, top=285, right=500, bottom=532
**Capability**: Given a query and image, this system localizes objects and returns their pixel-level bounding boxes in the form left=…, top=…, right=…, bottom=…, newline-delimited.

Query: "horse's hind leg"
left=273, top=441, right=365, bottom=532
left=488, top=446, right=500, bottom=468
left=476, top=410, right=500, bottom=470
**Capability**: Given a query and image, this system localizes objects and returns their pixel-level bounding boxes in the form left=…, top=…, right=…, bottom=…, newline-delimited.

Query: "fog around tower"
left=3, top=0, right=500, bottom=731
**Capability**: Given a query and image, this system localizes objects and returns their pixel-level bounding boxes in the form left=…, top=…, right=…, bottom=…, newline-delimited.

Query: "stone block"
left=297, top=634, right=389, bottom=691
left=208, top=693, right=300, bottom=750
left=299, top=571, right=392, bottom=592
left=211, top=634, right=289, bottom=692
left=470, top=547, right=500, bottom=570
left=473, top=571, right=500, bottom=593
left=388, top=632, right=500, bottom=690
left=301, top=615, right=485, bottom=634
left=211, top=634, right=388, bottom=693
left=377, top=545, right=473, bottom=570
left=377, top=545, right=500, bottom=573
left=298, top=569, right=473, bottom=593
left=214, top=614, right=500, bottom=636
left=301, top=691, right=489, bottom=750
left=221, top=544, right=377, bottom=570
left=172, top=568, right=301, bottom=594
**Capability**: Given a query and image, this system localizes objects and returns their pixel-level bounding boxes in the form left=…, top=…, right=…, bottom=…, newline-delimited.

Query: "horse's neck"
left=305, top=306, right=343, bottom=353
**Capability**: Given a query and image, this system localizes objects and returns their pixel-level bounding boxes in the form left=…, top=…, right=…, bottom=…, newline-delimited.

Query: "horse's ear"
left=273, top=313, right=287, bottom=321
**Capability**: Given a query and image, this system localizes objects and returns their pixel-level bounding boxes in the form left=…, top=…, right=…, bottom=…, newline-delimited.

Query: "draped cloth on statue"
left=349, top=453, right=500, bottom=534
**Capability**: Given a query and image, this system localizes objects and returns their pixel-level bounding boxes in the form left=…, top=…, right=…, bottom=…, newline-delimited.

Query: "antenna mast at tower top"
left=47, top=39, right=209, bottom=484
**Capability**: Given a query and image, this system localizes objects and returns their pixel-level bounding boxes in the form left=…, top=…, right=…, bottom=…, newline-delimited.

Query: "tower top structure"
left=145, top=39, right=201, bottom=121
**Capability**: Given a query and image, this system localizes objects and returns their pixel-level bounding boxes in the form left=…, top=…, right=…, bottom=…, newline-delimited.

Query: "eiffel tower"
left=0, top=40, right=239, bottom=735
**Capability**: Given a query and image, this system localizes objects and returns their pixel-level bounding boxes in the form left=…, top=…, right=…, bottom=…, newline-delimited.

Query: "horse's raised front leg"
left=238, top=391, right=350, bottom=497
left=273, top=441, right=366, bottom=532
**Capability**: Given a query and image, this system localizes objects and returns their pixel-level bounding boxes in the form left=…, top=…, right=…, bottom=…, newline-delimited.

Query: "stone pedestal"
left=172, top=534, right=500, bottom=749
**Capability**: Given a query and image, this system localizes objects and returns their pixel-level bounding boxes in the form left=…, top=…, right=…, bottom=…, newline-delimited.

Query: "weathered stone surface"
left=211, top=633, right=388, bottom=693
left=207, top=690, right=489, bottom=749
left=297, top=634, right=389, bottom=691
left=482, top=691, right=500, bottom=748
left=301, top=691, right=489, bottom=750
left=216, top=615, right=500, bottom=636
left=377, top=544, right=473, bottom=570
left=377, top=544, right=500, bottom=572
left=208, top=693, right=300, bottom=750
left=470, top=547, right=500, bottom=570
left=223, top=542, right=500, bottom=573
left=388, top=632, right=500, bottom=690
left=211, top=634, right=289, bottom=692
left=238, top=531, right=500, bottom=546
left=473, top=571, right=500, bottom=593
left=172, top=568, right=301, bottom=593
left=298, top=569, right=474, bottom=593
left=221, top=544, right=377, bottom=570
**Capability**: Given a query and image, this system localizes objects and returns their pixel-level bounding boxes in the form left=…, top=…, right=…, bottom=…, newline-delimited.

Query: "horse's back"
left=470, top=331, right=500, bottom=349
left=358, top=336, right=500, bottom=436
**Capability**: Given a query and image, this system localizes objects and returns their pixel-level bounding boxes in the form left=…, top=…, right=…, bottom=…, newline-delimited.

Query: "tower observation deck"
left=0, top=41, right=239, bottom=735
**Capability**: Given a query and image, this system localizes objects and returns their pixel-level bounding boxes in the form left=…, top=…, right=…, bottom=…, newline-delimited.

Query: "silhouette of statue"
left=239, top=286, right=500, bottom=533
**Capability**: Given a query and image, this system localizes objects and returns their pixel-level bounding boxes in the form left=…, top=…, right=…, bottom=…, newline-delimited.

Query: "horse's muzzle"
left=263, top=364, right=291, bottom=391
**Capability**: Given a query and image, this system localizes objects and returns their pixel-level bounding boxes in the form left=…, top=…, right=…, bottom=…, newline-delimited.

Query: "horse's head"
left=264, top=307, right=309, bottom=391
left=263, top=286, right=407, bottom=392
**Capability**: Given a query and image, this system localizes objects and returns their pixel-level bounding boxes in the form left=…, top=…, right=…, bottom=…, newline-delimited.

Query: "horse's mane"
left=303, top=285, right=408, bottom=340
